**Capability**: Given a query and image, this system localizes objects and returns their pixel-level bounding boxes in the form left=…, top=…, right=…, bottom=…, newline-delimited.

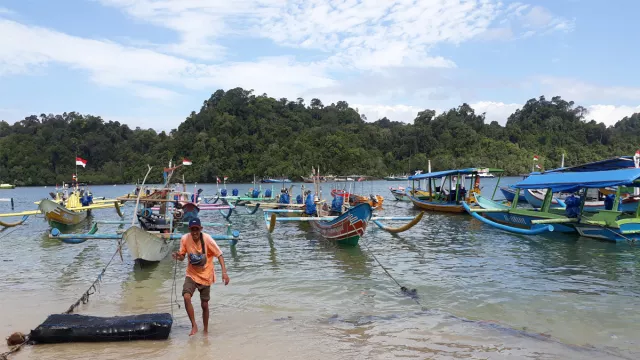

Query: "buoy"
left=6, top=332, right=25, bottom=346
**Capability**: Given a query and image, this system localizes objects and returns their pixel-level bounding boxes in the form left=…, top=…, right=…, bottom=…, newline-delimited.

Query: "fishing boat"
left=0, top=183, right=15, bottom=189
left=408, top=168, right=504, bottom=213
left=264, top=172, right=424, bottom=245
left=261, top=177, right=291, bottom=183
left=389, top=186, right=411, bottom=201
left=499, top=185, right=525, bottom=202
left=464, top=156, right=640, bottom=237
left=50, top=162, right=242, bottom=263
left=384, top=174, right=409, bottom=181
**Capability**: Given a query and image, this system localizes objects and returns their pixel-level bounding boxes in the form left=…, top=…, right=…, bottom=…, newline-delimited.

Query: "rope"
left=360, top=240, right=421, bottom=307
left=0, top=341, right=27, bottom=360
left=170, top=258, right=181, bottom=320
left=65, top=240, right=124, bottom=314
left=1, top=237, right=124, bottom=359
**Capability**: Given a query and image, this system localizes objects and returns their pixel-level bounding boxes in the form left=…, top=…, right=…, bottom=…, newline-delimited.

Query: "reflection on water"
left=1, top=180, right=640, bottom=359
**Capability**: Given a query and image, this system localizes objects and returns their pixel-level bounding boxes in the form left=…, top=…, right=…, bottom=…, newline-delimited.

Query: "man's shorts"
left=182, top=276, right=211, bottom=301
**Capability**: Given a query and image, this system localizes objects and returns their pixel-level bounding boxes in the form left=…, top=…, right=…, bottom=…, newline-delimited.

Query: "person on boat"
left=171, top=218, right=230, bottom=336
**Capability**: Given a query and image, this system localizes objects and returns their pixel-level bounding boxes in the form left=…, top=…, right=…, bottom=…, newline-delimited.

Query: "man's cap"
left=188, top=218, right=202, bottom=229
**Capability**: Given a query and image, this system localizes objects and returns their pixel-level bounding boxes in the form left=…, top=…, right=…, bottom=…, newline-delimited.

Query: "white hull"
left=124, top=226, right=175, bottom=262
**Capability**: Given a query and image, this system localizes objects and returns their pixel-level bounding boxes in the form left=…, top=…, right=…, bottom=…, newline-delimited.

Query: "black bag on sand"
left=29, top=313, right=173, bottom=343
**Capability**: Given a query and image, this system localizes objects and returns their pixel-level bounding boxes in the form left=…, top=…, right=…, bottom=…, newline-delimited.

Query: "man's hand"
left=172, top=252, right=184, bottom=261
left=222, top=272, right=230, bottom=285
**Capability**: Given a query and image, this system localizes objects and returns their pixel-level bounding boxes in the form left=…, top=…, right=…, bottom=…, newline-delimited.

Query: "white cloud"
left=98, top=0, right=514, bottom=70
left=353, top=104, right=425, bottom=123
left=487, top=3, right=574, bottom=40
left=586, top=105, right=640, bottom=126
left=470, top=101, right=521, bottom=125
left=0, top=1, right=582, bottom=131
left=538, top=76, right=640, bottom=103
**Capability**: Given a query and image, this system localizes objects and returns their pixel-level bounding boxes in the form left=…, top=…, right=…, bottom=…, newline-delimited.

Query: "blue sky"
left=1, top=0, right=638, bottom=131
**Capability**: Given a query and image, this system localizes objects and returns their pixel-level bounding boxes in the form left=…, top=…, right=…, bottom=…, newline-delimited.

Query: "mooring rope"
left=360, top=239, right=421, bottom=307
left=65, top=240, right=124, bottom=314
left=170, top=258, right=181, bottom=320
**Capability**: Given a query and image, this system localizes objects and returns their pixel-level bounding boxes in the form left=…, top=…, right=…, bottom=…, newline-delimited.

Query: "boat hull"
left=482, top=211, right=576, bottom=233
left=499, top=187, right=524, bottom=202
left=473, top=195, right=575, bottom=233
left=389, top=189, right=410, bottom=201
left=123, top=226, right=174, bottom=262
left=38, top=199, right=88, bottom=226
left=409, top=196, right=466, bottom=213
left=309, top=203, right=372, bottom=245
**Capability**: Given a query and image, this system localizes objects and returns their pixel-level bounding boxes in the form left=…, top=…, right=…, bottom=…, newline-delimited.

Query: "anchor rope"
left=360, top=239, right=421, bottom=307
left=170, top=258, right=181, bottom=320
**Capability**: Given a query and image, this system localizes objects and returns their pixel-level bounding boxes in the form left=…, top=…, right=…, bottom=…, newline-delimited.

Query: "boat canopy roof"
left=408, top=167, right=504, bottom=180
left=542, top=156, right=636, bottom=173
left=514, top=168, right=640, bottom=192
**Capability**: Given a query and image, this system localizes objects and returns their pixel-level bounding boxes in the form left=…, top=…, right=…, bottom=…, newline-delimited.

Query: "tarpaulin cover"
left=514, top=168, right=640, bottom=193
left=29, top=313, right=172, bottom=344
left=408, top=168, right=503, bottom=180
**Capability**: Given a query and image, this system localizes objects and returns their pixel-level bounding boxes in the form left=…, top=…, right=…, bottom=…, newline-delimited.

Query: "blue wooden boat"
left=466, top=163, right=640, bottom=241
left=499, top=185, right=525, bottom=202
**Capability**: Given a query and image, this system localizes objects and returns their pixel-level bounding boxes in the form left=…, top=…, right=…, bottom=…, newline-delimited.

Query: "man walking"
left=172, top=217, right=230, bottom=336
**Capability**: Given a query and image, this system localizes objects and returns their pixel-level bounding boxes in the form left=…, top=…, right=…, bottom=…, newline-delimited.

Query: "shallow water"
left=1, top=179, right=639, bottom=359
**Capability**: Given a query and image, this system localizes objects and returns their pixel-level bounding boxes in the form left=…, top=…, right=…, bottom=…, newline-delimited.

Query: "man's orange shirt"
left=178, top=233, right=223, bottom=286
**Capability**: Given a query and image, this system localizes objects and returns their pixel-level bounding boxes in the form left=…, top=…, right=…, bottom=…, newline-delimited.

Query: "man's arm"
left=217, top=254, right=230, bottom=285
left=172, top=237, right=187, bottom=261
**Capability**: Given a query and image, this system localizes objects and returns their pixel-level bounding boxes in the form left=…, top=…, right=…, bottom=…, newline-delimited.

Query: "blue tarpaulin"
left=408, top=168, right=503, bottom=180
left=514, top=168, right=640, bottom=192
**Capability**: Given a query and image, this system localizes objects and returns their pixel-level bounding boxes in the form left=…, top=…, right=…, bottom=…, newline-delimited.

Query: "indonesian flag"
left=182, top=158, right=192, bottom=166
left=76, top=157, right=87, bottom=167
left=216, top=177, right=220, bottom=184
left=224, top=176, right=228, bottom=181
left=635, top=150, right=640, bottom=157
left=533, top=155, right=539, bottom=161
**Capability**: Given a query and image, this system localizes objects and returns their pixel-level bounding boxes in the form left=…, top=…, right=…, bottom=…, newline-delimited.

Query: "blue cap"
left=188, top=218, right=202, bottom=229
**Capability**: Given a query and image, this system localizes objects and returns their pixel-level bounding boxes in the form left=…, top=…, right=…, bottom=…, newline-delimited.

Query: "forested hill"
left=1, top=88, right=639, bottom=186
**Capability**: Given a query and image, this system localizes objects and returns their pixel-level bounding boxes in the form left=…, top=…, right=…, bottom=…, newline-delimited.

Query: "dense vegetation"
left=1, top=88, right=639, bottom=186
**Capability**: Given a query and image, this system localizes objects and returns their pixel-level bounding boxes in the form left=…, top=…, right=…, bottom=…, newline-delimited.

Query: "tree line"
left=1, top=88, right=638, bottom=186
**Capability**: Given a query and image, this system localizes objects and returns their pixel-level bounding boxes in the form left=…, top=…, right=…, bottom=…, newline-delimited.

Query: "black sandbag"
left=29, top=313, right=172, bottom=344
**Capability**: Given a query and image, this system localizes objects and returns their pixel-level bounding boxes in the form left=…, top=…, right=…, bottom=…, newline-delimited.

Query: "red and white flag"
left=535, top=164, right=541, bottom=169
left=533, top=155, right=539, bottom=161
left=216, top=177, right=220, bottom=184
left=182, top=158, right=192, bottom=166
left=76, top=157, right=87, bottom=168
left=223, top=176, right=228, bottom=182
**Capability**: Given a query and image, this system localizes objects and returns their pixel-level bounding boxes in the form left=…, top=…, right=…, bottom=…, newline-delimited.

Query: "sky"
left=0, top=0, right=639, bottom=132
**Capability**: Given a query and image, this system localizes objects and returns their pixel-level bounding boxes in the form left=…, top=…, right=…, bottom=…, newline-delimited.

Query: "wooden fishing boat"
left=464, top=156, right=640, bottom=238
left=499, top=185, right=525, bottom=203
left=408, top=168, right=503, bottom=213
left=264, top=188, right=425, bottom=245
left=310, top=202, right=372, bottom=246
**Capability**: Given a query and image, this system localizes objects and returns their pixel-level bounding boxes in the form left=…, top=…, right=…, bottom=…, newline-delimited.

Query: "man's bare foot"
left=203, top=329, right=208, bottom=335
left=189, top=326, right=198, bottom=336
